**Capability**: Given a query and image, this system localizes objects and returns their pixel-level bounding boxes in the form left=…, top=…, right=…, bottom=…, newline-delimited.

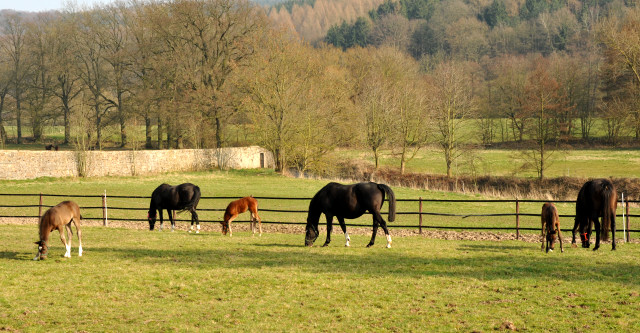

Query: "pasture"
left=1, top=226, right=640, bottom=332
left=1, top=171, right=640, bottom=331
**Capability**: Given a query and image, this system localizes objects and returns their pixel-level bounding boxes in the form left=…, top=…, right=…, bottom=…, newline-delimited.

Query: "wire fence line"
left=1, top=193, right=638, bottom=240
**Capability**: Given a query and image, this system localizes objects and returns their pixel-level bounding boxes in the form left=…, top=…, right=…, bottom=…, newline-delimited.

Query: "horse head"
left=305, top=221, right=319, bottom=247
left=220, top=221, right=229, bottom=235
left=148, top=211, right=157, bottom=230
left=581, top=232, right=590, bottom=248
left=34, top=240, right=48, bottom=260
left=546, top=229, right=557, bottom=250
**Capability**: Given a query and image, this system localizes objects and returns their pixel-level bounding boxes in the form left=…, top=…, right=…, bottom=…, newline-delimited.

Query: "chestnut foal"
left=221, top=196, right=262, bottom=237
left=541, top=202, right=563, bottom=253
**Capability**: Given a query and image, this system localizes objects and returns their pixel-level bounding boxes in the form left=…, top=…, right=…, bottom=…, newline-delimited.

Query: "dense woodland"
left=0, top=0, right=638, bottom=179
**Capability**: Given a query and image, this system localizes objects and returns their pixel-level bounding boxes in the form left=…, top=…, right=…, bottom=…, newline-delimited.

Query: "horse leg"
left=556, top=223, right=564, bottom=253
left=592, top=218, right=601, bottom=251
left=323, top=215, right=333, bottom=247
left=74, top=219, right=83, bottom=257
left=189, top=208, right=200, bottom=233
left=541, top=218, right=546, bottom=252
left=226, top=215, right=237, bottom=237
left=58, top=226, right=70, bottom=258
left=158, top=210, right=164, bottom=231
left=611, top=211, right=616, bottom=251
left=571, top=218, right=580, bottom=248
left=251, top=209, right=262, bottom=237
left=167, top=209, right=175, bottom=232
left=367, top=220, right=379, bottom=248
left=65, top=223, right=73, bottom=255
left=337, top=217, right=350, bottom=247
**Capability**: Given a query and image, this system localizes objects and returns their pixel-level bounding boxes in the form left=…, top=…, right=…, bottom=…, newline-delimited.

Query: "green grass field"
left=1, top=225, right=639, bottom=332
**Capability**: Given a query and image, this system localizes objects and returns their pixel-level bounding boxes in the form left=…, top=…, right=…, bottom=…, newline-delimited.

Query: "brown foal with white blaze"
left=221, top=196, right=262, bottom=237
left=34, top=201, right=83, bottom=260
left=541, top=202, right=563, bottom=253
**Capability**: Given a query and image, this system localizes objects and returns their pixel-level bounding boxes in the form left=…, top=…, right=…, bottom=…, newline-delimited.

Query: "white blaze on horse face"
left=344, top=232, right=351, bottom=247
left=386, top=235, right=392, bottom=248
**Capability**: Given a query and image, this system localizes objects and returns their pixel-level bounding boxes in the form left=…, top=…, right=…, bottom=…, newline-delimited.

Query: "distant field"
left=333, top=147, right=640, bottom=179
left=1, top=225, right=639, bottom=332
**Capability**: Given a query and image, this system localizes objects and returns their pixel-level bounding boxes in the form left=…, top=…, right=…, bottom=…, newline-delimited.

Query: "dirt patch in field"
left=6, top=217, right=633, bottom=245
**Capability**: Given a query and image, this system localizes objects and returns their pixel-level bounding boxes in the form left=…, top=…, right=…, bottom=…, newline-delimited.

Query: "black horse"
left=148, top=183, right=201, bottom=232
left=305, top=182, right=396, bottom=248
left=571, top=179, right=617, bottom=251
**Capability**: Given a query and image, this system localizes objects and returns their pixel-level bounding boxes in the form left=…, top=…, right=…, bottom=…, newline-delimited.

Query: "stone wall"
left=0, top=146, right=274, bottom=180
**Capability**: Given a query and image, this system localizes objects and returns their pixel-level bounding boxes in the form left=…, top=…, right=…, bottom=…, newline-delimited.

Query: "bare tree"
left=0, top=13, right=28, bottom=143
left=427, top=61, right=476, bottom=178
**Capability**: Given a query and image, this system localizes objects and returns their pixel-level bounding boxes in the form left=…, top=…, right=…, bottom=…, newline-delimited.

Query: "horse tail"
left=378, top=183, right=396, bottom=222
left=186, top=186, right=201, bottom=210
left=601, top=182, right=615, bottom=241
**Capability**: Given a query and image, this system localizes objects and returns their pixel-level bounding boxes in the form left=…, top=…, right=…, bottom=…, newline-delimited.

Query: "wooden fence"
left=1, top=193, right=638, bottom=240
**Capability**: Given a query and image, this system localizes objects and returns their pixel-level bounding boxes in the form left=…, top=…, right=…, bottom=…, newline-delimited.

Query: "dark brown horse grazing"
left=148, top=183, right=201, bottom=232
left=541, top=202, right=563, bottom=253
left=571, top=179, right=617, bottom=251
left=34, top=201, right=83, bottom=260
left=221, top=196, right=262, bottom=237
left=305, top=182, right=396, bottom=248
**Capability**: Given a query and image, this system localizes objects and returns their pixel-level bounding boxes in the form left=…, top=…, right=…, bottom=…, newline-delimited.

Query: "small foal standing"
left=541, top=202, right=563, bottom=253
left=34, top=201, right=83, bottom=260
left=221, top=196, right=262, bottom=237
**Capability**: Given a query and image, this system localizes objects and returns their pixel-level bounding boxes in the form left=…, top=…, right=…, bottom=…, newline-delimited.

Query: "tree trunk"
left=145, top=116, right=152, bottom=149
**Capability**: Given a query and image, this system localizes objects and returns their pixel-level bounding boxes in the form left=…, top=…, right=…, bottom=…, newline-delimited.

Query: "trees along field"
left=1, top=1, right=640, bottom=179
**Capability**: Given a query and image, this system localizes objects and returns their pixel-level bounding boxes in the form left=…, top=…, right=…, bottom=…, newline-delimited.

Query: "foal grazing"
left=541, top=202, right=563, bottom=253
left=221, top=196, right=262, bottom=237
left=34, top=201, right=83, bottom=260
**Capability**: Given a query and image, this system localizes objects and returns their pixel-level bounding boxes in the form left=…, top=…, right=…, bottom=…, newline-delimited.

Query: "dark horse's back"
left=310, top=182, right=395, bottom=221
left=151, top=183, right=201, bottom=211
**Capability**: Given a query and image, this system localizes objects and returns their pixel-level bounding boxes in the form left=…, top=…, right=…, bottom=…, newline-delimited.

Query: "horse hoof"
left=386, top=244, right=391, bottom=249
left=196, top=230, right=199, bottom=234
left=188, top=230, right=192, bottom=233
left=366, top=244, right=373, bottom=248
left=322, top=243, right=329, bottom=247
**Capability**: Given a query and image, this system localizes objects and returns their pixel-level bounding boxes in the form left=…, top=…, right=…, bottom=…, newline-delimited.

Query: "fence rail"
left=1, top=193, right=638, bottom=241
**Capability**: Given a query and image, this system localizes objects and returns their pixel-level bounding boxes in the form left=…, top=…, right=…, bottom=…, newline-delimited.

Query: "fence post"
left=102, top=190, right=108, bottom=227
left=38, top=193, right=43, bottom=219
left=419, top=197, right=423, bottom=234
left=626, top=200, right=630, bottom=242
left=515, top=198, right=520, bottom=240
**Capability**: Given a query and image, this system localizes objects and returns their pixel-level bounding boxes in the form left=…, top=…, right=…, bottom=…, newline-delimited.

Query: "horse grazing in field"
left=34, top=201, right=83, bottom=260
left=305, top=182, right=396, bottom=248
left=148, top=183, right=201, bottom=232
left=221, top=196, right=262, bottom=237
left=571, top=179, right=617, bottom=251
left=541, top=202, right=563, bottom=253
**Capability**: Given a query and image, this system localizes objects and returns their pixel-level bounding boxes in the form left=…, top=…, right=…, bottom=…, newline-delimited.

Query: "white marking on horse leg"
left=78, top=245, right=83, bottom=257
left=386, top=234, right=392, bottom=248
left=196, top=224, right=200, bottom=234
left=189, top=225, right=193, bottom=233
left=33, top=253, right=40, bottom=261
left=345, top=232, right=351, bottom=247
left=65, top=244, right=71, bottom=257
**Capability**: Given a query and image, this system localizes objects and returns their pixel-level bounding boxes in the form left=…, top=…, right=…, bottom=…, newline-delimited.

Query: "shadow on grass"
left=85, top=242, right=640, bottom=286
